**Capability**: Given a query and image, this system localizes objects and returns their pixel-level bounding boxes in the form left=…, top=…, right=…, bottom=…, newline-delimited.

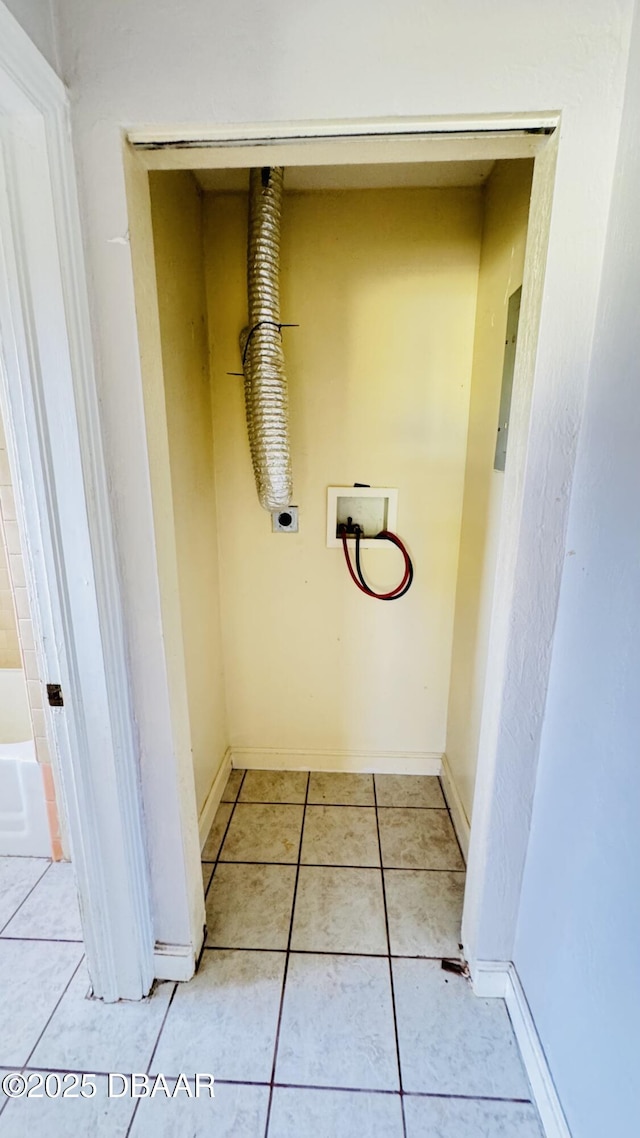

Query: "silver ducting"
left=240, top=166, right=293, bottom=511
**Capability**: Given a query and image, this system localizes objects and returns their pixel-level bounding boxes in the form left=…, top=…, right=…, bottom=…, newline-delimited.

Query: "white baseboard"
left=472, top=958, right=510, bottom=998
left=153, top=941, right=196, bottom=982
left=439, top=753, right=470, bottom=862
left=230, top=748, right=443, bottom=776
left=473, top=961, right=571, bottom=1138
left=198, top=749, right=232, bottom=851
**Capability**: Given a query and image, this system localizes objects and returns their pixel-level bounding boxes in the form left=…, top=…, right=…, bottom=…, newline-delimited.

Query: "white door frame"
left=0, top=5, right=154, bottom=1001
left=127, top=115, right=560, bottom=977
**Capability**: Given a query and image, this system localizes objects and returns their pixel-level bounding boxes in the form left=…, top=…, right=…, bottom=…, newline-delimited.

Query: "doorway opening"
left=124, top=120, right=556, bottom=974
left=0, top=410, right=64, bottom=860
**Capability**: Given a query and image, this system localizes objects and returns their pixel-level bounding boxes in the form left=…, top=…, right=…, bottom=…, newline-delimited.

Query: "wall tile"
left=13, top=587, right=29, bottom=619
left=3, top=521, right=21, bottom=556
left=27, top=679, right=43, bottom=709
left=46, top=799, right=61, bottom=842
left=0, top=449, right=11, bottom=486
left=23, top=648, right=39, bottom=681
left=30, top=707, right=46, bottom=738
left=35, top=735, right=50, bottom=764
left=18, top=619, right=35, bottom=650
left=41, top=763, right=56, bottom=803
left=8, top=553, right=25, bottom=587
left=0, top=485, right=16, bottom=520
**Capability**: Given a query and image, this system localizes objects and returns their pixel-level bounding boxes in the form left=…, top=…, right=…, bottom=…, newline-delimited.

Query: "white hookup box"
left=326, top=486, right=398, bottom=549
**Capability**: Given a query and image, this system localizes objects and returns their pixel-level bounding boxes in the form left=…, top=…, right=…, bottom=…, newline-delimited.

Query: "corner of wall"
left=473, top=960, right=572, bottom=1138
left=440, top=752, right=470, bottom=862
left=445, top=159, right=534, bottom=829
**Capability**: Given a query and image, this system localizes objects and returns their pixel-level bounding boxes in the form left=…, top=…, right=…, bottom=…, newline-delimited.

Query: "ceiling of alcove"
left=193, top=159, right=495, bottom=193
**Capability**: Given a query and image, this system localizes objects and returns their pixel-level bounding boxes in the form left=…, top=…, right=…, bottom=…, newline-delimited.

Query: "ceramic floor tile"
left=0, top=1075, right=135, bottom=1137
left=404, top=1094, right=544, bottom=1137
left=378, top=809, right=464, bottom=870
left=31, top=961, right=175, bottom=1074
left=0, top=940, right=82, bottom=1066
left=2, top=863, right=82, bottom=941
left=268, top=1087, right=404, bottom=1138
left=276, top=952, right=399, bottom=1090
left=131, top=1080, right=269, bottom=1137
left=205, top=863, right=297, bottom=949
left=307, top=773, right=374, bottom=806
left=291, top=866, right=387, bottom=954
left=385, top=870, right=465, bottom=957
left=220, top=804, right=303, bottom=863
left=201, top=802, right=233, bottom=861
left=0, top=858, right=50, bottom=932
left=221, top=769, right=244, bottom=803
left=374, top=774, right=445, bottom=808
left=239, top=770, right=307, bottom=804
left=300, top=806, right=380, bottom=867
left=392, top=959, right=530, bottom=1098
left=201, top=862, right=214, bottom=894
left=152, top=949, right=285, bottom=1082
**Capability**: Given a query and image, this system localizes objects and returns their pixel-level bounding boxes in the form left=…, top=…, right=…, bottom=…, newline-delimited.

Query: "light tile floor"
left=0, top=771, right=544, bottom=1136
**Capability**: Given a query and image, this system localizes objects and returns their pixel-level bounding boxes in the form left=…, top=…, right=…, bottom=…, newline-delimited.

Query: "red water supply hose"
left=339, top=525, right=414, bottom=600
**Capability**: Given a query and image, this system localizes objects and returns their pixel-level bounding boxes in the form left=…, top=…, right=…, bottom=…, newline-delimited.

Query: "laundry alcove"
left=142, top=154, right=532, bottom=857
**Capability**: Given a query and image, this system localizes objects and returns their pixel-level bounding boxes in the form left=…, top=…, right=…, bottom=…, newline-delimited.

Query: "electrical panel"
left=494, top=286, right=522, bottom=472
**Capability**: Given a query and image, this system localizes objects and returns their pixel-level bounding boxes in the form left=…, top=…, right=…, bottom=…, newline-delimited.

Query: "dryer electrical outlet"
left=326, top=486, right=398, bottom=549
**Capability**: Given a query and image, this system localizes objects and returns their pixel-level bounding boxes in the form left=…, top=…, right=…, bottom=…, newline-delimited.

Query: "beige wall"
left=446, top=160, right=534, bottom=821
left=149, top=172, right=228, bottom=810
left=205, top=187, right=483, bottom=762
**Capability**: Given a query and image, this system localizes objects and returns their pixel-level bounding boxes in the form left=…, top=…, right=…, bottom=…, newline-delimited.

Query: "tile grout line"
left=438, top=774, right=467, bottom=869
left=125, top=980, right=180, bottom=1138
left=271, top=1083, right=530, bottom=1101
left=127, top=769, right=246, bottom=1134
left=0, top=860, right=53, bottom=936
left=200, top=774, right=248, bottom=989
left=0, top=869, right=76, bottom=1120
left=373, top=774, right=408, bottom=1138
left=270, top=1082, right=533, bottom=1103
left=0, top=935, right=83, bottom=944
left=3, top=1066, right=535, bottom=1105
left=204, top=770, right=247, bottom=904
left=213, top=799, right=450, bottom=811
left=21, top=952, right=86, bottom=1072
left=263, top=770, right=310, bottom=1138
left=201, top=945, right=464, bottom=962
left=208, top=858, right=465, bottom=872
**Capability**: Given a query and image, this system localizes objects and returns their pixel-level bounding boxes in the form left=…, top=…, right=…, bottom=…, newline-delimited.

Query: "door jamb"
left=0, top=4, right=155, bottom=1001
left=126, top=113, right=559, bottom=976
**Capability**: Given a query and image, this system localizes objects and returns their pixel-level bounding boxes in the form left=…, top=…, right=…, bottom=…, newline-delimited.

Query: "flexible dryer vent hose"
left=240, top=166, right=293, bottom=511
